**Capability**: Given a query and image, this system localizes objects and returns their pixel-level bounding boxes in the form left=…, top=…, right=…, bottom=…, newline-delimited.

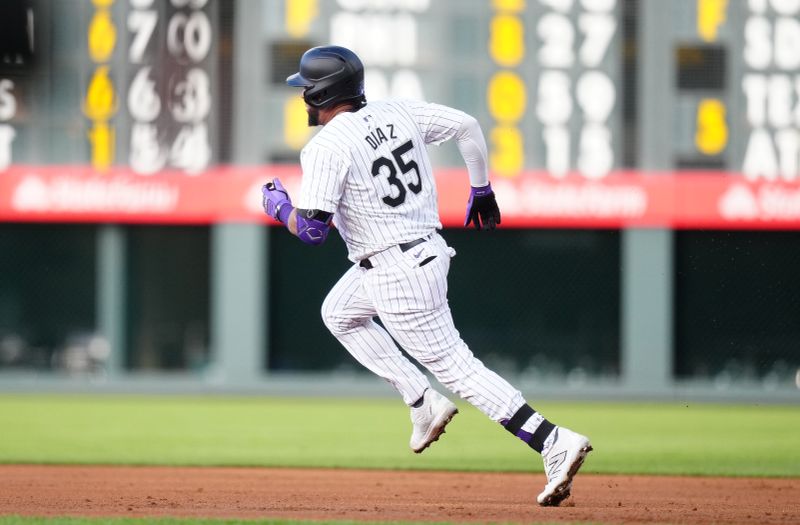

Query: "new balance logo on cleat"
left=536, top=427, right=593, bottom=507
left=546, top=450, right=567, bottom=480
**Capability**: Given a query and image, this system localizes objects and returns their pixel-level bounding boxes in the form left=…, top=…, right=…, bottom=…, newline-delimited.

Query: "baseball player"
left=262, top=45, right=592, bottom=507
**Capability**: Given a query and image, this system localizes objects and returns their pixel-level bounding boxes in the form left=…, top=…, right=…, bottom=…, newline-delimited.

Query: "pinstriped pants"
left=321, top=233, right=526, bottom=422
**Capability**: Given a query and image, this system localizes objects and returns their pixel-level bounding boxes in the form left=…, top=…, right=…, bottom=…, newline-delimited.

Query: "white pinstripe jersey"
left=296, top=99, right=467, bottom=262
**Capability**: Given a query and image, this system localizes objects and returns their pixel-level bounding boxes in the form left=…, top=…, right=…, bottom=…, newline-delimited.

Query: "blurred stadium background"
left=0, top=0, right=798, bottom=402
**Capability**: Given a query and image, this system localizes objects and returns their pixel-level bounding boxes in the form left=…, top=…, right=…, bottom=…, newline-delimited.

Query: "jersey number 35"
left=371, top=140, right=422, bottom=208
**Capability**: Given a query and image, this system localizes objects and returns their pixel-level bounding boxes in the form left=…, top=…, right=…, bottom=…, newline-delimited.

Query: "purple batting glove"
left=464, top=182, right=501, bottom=230
left=262, top=178, right=293, bottom=223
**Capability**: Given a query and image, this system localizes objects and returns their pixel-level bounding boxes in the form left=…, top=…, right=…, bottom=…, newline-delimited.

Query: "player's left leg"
left=321, top=263, right=430, bottom=405
left=322, top=263, right=457, bottom=453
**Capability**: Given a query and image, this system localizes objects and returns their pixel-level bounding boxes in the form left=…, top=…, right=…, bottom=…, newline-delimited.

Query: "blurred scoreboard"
left=264, top=0, right=624, bottom=179
left=0, top=0, right=220, bottom=173
left=671, top=0, right=800, bottom=181
left=0, top=0, right=797, bottom=185
left=266, top=0, right=800, bottom=183
left=733, top=0, right=800, bottom=182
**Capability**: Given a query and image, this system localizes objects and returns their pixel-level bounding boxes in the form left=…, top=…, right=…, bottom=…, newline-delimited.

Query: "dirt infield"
left=1, top=465, right=798, bottom=524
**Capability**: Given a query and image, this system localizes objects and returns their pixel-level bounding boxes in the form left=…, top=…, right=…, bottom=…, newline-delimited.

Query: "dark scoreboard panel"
left=733, top=0, right=800, bottom=181
left=660, top=0, right=800, bottom=179
left=0, top=0, right=219, bottom=173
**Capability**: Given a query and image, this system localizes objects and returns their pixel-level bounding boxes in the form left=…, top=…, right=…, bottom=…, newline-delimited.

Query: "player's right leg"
left=366, top=233, right=592, bottom=505
left=535, top=426, right=592, bottom=506
left=377, top=285, right=592, bottom=504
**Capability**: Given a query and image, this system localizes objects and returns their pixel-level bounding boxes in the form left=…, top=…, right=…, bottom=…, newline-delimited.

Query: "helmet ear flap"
left=304, top=88, right=328, bottom=108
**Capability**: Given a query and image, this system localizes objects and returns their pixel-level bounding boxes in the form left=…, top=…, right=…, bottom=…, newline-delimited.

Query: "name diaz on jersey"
left=365, top=123, right=397, bottom=150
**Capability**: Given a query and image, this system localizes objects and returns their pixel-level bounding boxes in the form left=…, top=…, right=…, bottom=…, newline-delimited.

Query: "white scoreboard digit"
left=127, top=0, right=215, bottom=175
left=531, top=0, right=621, bottom=180
left=739, top=0, right=800, bottom=181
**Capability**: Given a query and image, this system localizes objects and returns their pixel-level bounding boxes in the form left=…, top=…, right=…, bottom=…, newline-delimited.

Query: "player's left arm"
left=261, top=180, right=333, bottom=245
left=409, top=101, right=501, bottom=230
left=452, top=112, right=501, bottom=230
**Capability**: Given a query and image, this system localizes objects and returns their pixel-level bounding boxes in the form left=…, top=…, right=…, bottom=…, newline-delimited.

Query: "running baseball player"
left=262, top=45, right=592, bottom=507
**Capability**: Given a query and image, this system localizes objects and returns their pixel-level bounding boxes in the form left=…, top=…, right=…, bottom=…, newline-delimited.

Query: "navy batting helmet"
left=286, top=46, right=366, bottom=109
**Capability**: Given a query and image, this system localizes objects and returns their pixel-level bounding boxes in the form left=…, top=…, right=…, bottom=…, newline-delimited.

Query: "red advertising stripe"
left=1, top=165, right=800, bottom=229
left=672, top=174, right=800, bottom=229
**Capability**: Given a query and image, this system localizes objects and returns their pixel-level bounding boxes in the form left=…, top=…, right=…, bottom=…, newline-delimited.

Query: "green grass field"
left=1, top=395, right=798, bottom=525
left=1, top=394, right=798, bottom=477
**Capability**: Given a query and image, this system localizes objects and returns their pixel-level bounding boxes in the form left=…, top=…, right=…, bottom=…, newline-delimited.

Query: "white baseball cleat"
left=536, top=426, right=593, bottom=507
left=409, top=389, right=458, bottom=453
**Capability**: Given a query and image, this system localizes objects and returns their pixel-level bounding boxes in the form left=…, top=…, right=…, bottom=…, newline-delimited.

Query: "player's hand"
left=262, top=178, right=292, bottom=222
left=464, top=183, right=501, bottom=230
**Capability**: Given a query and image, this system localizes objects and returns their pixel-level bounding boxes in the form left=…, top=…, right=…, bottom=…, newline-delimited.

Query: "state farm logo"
left=718, top=183, right=800, bottom=221
left=495, top=179, right=648, bottom=218
left=718, top=184, right=758, bottom=220
left=12, top=175, right=49, bottom=211
left=11, top=174, right=179, bottom=213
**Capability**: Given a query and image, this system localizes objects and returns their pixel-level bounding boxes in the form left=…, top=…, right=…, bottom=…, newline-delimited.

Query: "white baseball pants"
left=321, top=233, right=526, bottom=422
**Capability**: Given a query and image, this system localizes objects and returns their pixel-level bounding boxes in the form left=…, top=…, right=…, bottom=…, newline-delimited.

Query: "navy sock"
left=501, top=403, right=556, bottom=453
left=411, top=389, right=427, bottom=408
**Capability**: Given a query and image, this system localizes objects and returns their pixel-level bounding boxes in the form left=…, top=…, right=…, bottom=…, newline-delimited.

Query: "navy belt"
left=359, top=237, right=428, bottom=270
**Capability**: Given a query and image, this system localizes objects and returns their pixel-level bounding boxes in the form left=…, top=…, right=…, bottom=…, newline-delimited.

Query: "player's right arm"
left=261, top=180, right=332, bottom=245
left=261, top=142, right=348, bottom=245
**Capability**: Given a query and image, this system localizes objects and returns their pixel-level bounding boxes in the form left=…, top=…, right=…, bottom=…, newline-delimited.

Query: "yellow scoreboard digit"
left=694, top=0, right=729, bottom=160
left=488, top=1, right=526, bottom=178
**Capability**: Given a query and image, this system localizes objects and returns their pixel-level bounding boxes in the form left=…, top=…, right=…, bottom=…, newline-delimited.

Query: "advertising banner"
left=2, top=165, right=800, bottom=229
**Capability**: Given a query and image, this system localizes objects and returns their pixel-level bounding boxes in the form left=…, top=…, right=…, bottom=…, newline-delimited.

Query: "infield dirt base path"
left=1, top=465, right=798, bottom=525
